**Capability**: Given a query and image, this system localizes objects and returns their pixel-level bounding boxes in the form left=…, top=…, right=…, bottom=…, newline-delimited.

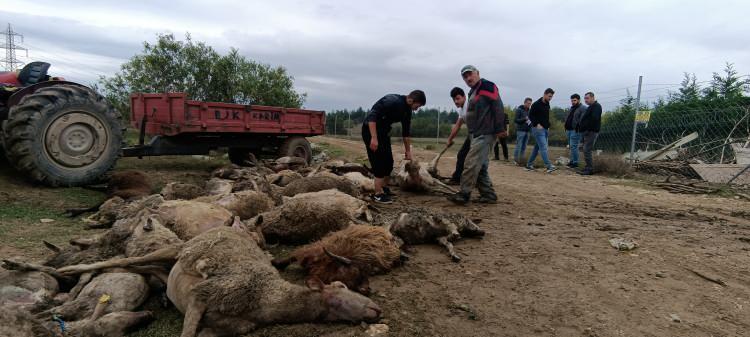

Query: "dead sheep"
left=160, top=182, right=206, bottom=200
left=83, top=194, right=164, bottom=229
left=40, top=272, right=149, bottom=321
left=166, top=226, right=381, bottom=337
left=342, top=172, right=376, bottom=194
left=273, top=156, right=308, bottom=172
left=64, top=170, right=154, bottom=217
left=194, top=190, right=274, bottom=220
left=255, top=189, right=370, bottom=244
left=0, top=300, right=154, bottom=337
left=282, top=174, right=360, bottom=197
left=267, top=170, right=303, bottom=187
left=0, top=269, right=58, bottom=310
left=394, top=161, right=456, bottom=195
left=205, top=178, right=234, bottom=196
left=153, top=200, right=233, bottom=240
left=389, top=208, right=485, bottom=262
left=272, top=225, right=402, bottom=294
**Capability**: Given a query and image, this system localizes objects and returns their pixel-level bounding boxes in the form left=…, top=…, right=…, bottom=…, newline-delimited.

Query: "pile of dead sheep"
left=0, top=156, right=485, bottom=336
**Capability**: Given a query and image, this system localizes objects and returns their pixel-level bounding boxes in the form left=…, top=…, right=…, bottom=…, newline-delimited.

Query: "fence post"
left=629, top=75, right=643, bottom=164
left=436, top=110, right=440, bottom=144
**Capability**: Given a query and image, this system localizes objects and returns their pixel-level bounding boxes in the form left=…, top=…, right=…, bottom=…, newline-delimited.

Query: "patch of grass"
left=128, top=298, right=183, bottom=337
left=311, top=141, right=347, bottom=159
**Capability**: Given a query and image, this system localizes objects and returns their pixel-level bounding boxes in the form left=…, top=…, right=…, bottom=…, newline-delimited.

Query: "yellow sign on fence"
left=635, top=110, right=651, bottom=123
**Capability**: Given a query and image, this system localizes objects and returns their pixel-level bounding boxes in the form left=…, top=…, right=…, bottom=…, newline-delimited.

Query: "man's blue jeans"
left=527, top=127, right=552, bottom=169
left=514, top=130, right=529, bottom=164
left=567, top=130, right=581, bottom=166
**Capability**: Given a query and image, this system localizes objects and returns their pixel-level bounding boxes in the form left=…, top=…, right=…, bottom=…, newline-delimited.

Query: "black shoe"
left=382, top=186, right=396, bottom=197
left=371, top=193, right=393, bottom=204
left=577, top=169, right=593, bottom=176
left=475, top=196, right=498, bottom=204
left=567, top=163, right=578, bottom=168
left=447, top=193, right=469, bottom=205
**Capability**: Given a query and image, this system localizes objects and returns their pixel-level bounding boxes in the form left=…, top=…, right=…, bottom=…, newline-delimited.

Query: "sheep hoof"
left=451, top=255, right=461, bottom=263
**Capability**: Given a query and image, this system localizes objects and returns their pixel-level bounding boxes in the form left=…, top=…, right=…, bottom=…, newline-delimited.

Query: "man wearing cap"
left=362, top=90, right=427, bottom=204
left=448, top=65, right=506, bottom=205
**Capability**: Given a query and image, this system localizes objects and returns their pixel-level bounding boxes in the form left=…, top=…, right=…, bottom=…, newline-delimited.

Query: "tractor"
left=0, top=62, right=325, bottom=187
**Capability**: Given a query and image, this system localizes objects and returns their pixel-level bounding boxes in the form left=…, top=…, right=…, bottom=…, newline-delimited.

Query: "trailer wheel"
left=3, top=85, right=122, bottom=186
left=279, top=137, right=311, bottom=164
left=228, top=148, right=258, bottom=167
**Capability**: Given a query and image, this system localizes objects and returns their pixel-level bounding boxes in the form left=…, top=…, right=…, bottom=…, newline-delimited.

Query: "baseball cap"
left=461, top=65, right=478, bottom=74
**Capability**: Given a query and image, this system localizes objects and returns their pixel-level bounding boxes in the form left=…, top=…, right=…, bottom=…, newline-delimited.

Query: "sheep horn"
left=323, top=247, right=351, bottom=265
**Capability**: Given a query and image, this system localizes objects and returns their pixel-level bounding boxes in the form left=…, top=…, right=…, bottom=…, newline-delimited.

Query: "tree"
left=670, top=72, right=700, bottom=103
left=98, top=33, right=306, bottom=119
left=706, top=62, right=748, bottom=100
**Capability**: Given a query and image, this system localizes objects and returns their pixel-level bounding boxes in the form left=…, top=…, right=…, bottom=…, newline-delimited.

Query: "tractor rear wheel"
left=3, top=85, right=122, bottom=186
left=278, top=136, right=312, bottom=164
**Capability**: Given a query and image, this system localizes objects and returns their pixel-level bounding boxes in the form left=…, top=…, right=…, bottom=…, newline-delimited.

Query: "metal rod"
left=629, top=75, right=643, bottom=164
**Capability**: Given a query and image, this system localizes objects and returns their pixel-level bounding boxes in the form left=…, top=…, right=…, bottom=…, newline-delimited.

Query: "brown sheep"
left=272, top=225, right=402, bottom=294
left=254, top=189, right=370, bottom=244
left=389, top=207, right=485, bottom=262
left=166, top=226, right=381, bottom=337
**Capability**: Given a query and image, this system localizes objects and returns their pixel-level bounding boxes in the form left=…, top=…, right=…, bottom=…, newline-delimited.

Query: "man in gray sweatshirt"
left=513, top=97, right=533, bottom=165
left=564, top=94, right=586, bottom=168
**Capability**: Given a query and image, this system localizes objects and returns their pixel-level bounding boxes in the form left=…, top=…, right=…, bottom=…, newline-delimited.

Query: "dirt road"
left=295, top=136, right=750, bottom=337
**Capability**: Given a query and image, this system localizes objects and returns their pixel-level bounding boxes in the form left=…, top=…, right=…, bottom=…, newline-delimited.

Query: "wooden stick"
left=685, top=267, right=727, bottom=287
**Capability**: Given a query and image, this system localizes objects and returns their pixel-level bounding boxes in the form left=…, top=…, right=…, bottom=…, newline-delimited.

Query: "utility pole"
left=333, top=113, right=337, bottom=136
left=1, top=24, right=28, bottom=71
left=347, top=111, right=351, bottom=138
left=629, top=75, right=643, bottom=164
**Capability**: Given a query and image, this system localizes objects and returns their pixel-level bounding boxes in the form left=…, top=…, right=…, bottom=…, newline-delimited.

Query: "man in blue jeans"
left=513, top=97, right=532, bottom=165
left=525, top=88, right=557, bottom=173
left=564, top=93, right=586, bottom=168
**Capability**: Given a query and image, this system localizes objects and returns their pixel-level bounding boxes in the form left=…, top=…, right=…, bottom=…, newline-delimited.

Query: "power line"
left=1, top=23, right=28, bottom=71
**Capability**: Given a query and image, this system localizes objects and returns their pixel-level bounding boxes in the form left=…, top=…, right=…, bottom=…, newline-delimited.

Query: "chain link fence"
left=594, top=103, right=750, bottom=184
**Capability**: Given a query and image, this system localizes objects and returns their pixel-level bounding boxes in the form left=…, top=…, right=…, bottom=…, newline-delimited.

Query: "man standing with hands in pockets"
left=362, top=90, right=426, bottom=204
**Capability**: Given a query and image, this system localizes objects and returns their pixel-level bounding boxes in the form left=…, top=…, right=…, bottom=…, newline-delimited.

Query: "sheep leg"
left=1, top=259, right=75, bottom=283
left=57, top=245, right=182, bottom=275
left=68, top=272, right=94, bottom=299
left=180, top=299, right=207, bottom=337
left=63, top=202, right=103, bottom=217
left=431, top=179, right=457, bottom=195
left=460, top=221, right=486, bottom=238
left=436, top=236, right=461, bottom=262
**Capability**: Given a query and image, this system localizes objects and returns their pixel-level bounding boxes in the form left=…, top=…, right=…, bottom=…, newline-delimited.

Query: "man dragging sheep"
left=447, top=65, right=507, bottom=205
left=362, top=90, right=426, bottom=204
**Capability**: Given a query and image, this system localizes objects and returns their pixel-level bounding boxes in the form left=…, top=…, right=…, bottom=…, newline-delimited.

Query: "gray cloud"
left=1, top=0, right=748, bottom=111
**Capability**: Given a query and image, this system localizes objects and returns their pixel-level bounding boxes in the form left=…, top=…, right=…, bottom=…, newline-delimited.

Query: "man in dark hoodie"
left=525, top=88, right=556, bottom=173
left=577, top=92, right=602, bottom=175
left=513, top=97, right=533, bottom=165
left=564, top=93, right=586, bottom=168
left=448, top=65, right=506, bottom=205
left=362, top=90, right=426, bottom=203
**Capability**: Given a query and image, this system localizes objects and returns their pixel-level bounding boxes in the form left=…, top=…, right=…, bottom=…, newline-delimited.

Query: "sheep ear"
left=306, top=277, right=325, bottom=291
left=42, top=240, right=61, bottom=253
left=254, top=215, right=264, bottom=226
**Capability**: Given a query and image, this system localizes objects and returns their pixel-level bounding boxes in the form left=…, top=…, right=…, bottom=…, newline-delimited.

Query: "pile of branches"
left=634, top=160, right=701, bottom=179
left=650, top=176, right=717, bottom=194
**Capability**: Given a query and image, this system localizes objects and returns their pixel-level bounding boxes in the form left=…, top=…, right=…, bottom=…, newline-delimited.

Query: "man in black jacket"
left=362, top=90, right=426, bottom=203
left=577, top=92, right=602, bottom=175
left=448, top=65, right=506, bottom=205
left=564, top=94, right=586, bottom=168
left=525, top=88, right=556, bottom=173
left=513, top=97, right=533, bottom=165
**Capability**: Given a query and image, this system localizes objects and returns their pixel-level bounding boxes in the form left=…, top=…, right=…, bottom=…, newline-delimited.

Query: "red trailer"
left=123, top=92, right=326, bottom=164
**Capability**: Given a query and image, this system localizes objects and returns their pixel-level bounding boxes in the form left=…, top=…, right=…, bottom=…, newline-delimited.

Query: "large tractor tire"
left=3, top=85, right=122, bottom=186
left=278, top=136, right=312, bottom=164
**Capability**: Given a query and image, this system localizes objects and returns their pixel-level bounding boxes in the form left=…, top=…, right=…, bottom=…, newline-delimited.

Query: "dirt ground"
left=2, top=136, right=749, bottom=337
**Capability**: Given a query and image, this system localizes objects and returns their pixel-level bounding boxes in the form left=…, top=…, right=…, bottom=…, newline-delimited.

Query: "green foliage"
left=97, top=33, right=306, bottom=120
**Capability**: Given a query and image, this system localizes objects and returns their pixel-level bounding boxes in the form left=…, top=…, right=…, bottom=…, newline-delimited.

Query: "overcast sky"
left=2, top=0, right=748, bottom=111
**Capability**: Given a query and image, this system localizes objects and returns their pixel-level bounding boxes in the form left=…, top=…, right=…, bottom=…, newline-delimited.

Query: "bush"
left=594, top=155, right=633, bottom=177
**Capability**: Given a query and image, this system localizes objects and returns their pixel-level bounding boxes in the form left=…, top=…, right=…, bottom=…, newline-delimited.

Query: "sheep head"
left=306, top=278, right=381, bottom=323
